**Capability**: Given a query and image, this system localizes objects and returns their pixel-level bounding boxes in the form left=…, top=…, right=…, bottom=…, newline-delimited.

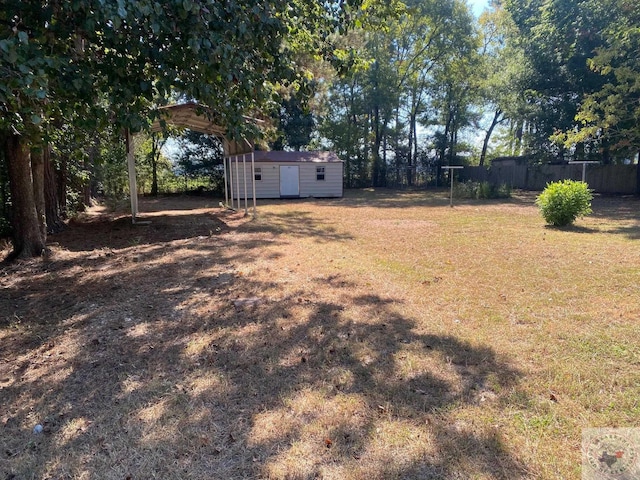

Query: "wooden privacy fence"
left=460, top=164, right=639, bottom=194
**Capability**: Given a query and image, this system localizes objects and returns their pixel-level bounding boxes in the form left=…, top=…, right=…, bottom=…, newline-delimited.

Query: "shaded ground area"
left=54, top=200, right=232, bottom=251
left=1, top=191, right=638, bottom=479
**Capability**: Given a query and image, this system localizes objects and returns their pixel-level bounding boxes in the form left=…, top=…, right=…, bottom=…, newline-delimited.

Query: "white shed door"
left=279, top=166, right=300, bottom=196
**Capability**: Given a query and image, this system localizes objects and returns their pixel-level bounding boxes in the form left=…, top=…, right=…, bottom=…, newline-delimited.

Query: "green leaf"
left=18, top=31, right=28, bottom=44
left=31, top=114, right=41, bottom=125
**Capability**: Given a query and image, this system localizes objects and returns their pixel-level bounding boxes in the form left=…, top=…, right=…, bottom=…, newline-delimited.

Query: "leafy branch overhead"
left=569, top=0, right=640, bottom=152
left=1, top=0, right=391, bottom=138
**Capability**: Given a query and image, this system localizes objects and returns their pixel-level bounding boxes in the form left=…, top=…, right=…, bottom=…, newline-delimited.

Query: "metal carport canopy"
left=126, top=102, right=256, bottom=222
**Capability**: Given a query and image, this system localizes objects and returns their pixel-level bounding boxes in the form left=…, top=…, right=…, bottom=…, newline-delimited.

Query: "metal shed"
left=228, top=151, right=343, bottom=200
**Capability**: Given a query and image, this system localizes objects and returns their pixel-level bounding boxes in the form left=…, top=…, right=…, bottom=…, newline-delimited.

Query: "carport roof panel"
left=149, top=102, right=256, bottom=155
left=150, top=103, right=227, bottom=136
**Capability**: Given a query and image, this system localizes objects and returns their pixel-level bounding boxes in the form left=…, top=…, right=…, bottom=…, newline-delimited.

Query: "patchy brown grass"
left=1, top=189, right=639, bottom=479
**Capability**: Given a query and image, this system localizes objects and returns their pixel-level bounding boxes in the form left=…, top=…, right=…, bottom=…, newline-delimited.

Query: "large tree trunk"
left=408, top=110, right=415, bottom=187
left=480, top=109, right=502, bottom=167
left=438, top=112, right=452, bottom=187
left=58, top=153, right=67, bottom=213
left=601, top=139, right=611, bottom=165
left=448, top=104, right=458, bottom=165
left=513, top=120, right=523, bottom=156
left=636, top=150, right=640, bottom=196
left=407, top=89, right=421, bottom=187
left=412, top=108, right=418, bottom=186
left=372, top=105, right=382, bottom=187
left=346, top=85, right=356, bottom=188
left=30, top=146, right=46, bottom=241
left=0, top=144, right=9, bottom=225
left=44, top=144, right=65, bottom=233
left=150, top=134, right=159, bottom=196
left=361, top=114, right=370, bottom=186
left=5, top=134, right=46, bottom=258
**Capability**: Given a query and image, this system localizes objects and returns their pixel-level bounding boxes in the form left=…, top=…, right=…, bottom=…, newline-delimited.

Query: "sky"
left=469, top=0, right=490, bottom=17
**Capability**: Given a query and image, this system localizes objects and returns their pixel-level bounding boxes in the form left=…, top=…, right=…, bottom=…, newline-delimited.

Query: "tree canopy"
left=563, top=0, right=640, bottom=154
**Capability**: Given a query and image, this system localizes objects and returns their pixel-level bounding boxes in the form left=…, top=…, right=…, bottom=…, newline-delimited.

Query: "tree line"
left=2, top=0, right=639, bottom=259
left=317, top=0, right=639, bottom=188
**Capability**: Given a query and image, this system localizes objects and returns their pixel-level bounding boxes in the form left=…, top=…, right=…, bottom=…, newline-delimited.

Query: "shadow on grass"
left=543, top=224, right=601, bottom=234
left=48, top=211, right=232, bottom=251
left=48, top=200, right=353, bottom=253
left=0, top=196, right=529, bottom=479
left=590, top=194, right=640, bottom=239
left=608, top=224, right=640, bottom=239
left=241, top=210, right=354, bottom=243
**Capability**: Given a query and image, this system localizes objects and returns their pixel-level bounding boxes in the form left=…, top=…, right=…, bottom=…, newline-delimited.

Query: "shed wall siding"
left=299, top=163, right=343, bottom=197
left=254, top=162, right=280, bottom=198
left=231, top=161, right=343, bottom=199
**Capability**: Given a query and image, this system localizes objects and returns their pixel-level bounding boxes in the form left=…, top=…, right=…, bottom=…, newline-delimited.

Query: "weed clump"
left=536, top=180, right=592, bottom=226
left=454, top=181, right=511, bottom=199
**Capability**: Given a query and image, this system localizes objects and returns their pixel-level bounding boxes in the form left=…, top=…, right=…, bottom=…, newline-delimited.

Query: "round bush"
left=536, top=180, right=593, bottom=226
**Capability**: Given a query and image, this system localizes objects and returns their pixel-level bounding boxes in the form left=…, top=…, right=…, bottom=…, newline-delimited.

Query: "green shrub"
left=536, top=180, right=593, bottom=226
left=495, top=183, right=512, bottom=198
left=477, top=181, right=492, bottom=199
left=453, top=181, right=476, bottom=198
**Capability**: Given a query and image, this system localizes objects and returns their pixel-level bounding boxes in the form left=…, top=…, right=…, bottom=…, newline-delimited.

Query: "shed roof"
left=253, top=151, right=342, bottom=163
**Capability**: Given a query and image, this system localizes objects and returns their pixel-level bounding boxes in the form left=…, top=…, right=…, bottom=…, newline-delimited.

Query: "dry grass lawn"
left=1, top=189, right=639, bottom=479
